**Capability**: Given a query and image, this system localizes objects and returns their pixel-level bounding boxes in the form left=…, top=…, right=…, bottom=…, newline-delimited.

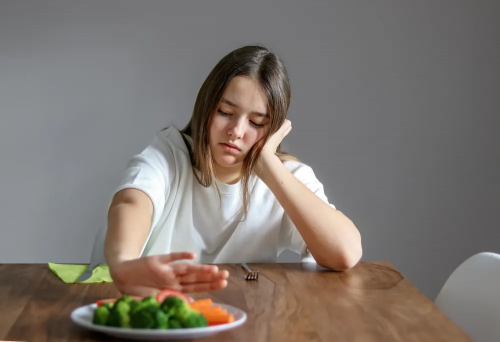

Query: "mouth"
left=220, top=142, right=241, bottom=153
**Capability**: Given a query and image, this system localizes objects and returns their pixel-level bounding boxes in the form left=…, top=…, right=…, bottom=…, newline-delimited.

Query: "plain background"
left=1, top=0, right=499, bottom=300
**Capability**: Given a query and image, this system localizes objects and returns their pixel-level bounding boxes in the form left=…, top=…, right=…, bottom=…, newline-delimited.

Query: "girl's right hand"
left=109, top=252, right=229, bottom=297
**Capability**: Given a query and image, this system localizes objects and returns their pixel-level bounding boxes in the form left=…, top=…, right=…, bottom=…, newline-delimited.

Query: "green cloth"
left=48, top=263, right=113, bottom=283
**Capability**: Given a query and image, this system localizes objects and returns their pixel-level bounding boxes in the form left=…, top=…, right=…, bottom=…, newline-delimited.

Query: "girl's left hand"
left=261, top=119, right=292, bottom=157
left=256, top=120, right=292, bottom=177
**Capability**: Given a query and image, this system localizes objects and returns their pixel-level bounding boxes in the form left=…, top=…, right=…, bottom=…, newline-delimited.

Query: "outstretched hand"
left=109, top=252, right=229, bottom=297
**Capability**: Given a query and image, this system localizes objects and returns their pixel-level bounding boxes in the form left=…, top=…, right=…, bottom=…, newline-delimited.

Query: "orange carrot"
left=189, top=298, right=213, bottom=308
left=196, top=308, right=227, bottom=315
left=189, top=298, right=235, bottom=326
left=204, top=313, right=234, bottom=325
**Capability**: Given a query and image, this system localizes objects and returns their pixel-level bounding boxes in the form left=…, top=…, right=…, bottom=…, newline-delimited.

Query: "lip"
left=220, top=142, right=241, bottom=154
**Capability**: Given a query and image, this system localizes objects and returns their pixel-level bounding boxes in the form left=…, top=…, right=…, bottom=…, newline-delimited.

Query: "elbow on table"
left=317, top=242, right=363, bottom=271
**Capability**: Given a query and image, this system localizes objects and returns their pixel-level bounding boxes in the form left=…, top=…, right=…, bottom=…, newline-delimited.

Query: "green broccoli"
left=107, top=297, right=131, bottom=328
left=119, top=294, right=133, bottom=304
left=160, top=296, right=191, bottom=321
left=161, top=296, right=207, bottom=328
left=129, top=300, right=141, bottom=313
left=103, top=302, right=114, bottom=311
left=130, top=296, right=160, bottom=316
left=93, top=305, right=111, bottom=326
left=130, top=305, right=156, bottom=329
left=130, top=304, right=169, bottom=329
left=155, top=309, right=169, bottom=329
left=168, top=319, right=182, bottom=329
left=142, top=296, right=159, bottom=306
left=94, top=294, right=208, bottom=330
left=182, top=311, right=208, bottom=328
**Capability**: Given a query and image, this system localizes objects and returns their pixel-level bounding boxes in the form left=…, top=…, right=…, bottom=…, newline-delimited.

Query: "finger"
left=280, top=120, right=291, bottom=136
left=180, top=279, right=228, bottom=293
left=158, top=252, right=196, bottom=264
left=179, top=270, right=229, bottom=284
left=170, top=263, right=219, bottom=275
left=283, top=124, right=292, bottom=138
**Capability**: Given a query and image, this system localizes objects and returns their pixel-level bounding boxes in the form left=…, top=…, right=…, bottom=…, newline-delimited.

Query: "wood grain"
left=0, top=262, right=472, bottom=342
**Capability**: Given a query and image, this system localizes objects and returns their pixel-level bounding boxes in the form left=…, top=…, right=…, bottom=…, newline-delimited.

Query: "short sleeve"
left=109, top=134, right=175, bottom=231
left=279, top=161, right=337, bottom=263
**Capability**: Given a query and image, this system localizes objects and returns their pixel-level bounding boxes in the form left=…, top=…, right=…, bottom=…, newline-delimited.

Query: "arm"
left=105, top=187, right=229, bottom=295
left=104, top=188, right=153, bottom=270
left=259, top=156, right=362, bottom=270
left=258, top=120, right=362, bottom=271
left=104, top=132, right=171, bottom=270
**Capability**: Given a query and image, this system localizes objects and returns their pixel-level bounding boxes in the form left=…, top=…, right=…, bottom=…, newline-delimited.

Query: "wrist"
left=106, top=251, right=137, bottom=270
left=256, top=151, right=282, bottom=183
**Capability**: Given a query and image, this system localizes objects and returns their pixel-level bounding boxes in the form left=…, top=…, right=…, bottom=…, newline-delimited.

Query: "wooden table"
left=0, top=262, right=472, bottom=341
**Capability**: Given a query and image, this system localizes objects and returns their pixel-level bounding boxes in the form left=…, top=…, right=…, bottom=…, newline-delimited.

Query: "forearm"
left=259, top=155, right=362, bottom=270
left=105, top=189, right=153, bottom=269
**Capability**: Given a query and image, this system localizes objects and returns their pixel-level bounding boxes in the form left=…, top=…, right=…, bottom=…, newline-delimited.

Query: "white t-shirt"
left=111, top=127, right=336, bottom=264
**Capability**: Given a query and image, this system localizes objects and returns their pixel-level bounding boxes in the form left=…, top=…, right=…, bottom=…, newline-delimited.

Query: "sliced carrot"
left=195, top=307, right=227, bottom=315
left=189, top=298, right=235, bottom=325
left=204, top=313, right=234, bottom=325
left=201, top=312, right=232, bottom=319
left=189, top=298, right=213, bottom=308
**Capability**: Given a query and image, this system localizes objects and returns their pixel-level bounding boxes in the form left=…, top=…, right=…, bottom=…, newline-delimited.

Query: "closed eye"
left=250, top=121, right=265, bottom=128
left=219, top=109, right=265, bottom=128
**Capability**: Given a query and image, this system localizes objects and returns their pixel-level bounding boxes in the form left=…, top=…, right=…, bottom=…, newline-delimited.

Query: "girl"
left=104, top=45, right=362, bottom=297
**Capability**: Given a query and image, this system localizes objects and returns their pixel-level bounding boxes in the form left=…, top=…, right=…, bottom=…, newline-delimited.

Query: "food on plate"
left=92, top=290, right=232, bottom=329
left=189, top=298, right=235, bottom=326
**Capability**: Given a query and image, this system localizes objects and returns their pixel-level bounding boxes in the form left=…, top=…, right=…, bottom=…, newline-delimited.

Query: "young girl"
left=104, top=45, right=362, bottom=297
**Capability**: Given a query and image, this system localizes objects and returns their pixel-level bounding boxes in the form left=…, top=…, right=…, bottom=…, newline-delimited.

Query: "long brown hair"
left=181, top=45, right=298, bottom=217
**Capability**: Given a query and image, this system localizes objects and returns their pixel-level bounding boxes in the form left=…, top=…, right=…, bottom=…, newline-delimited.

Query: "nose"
left=227, top=118, right=245, bottom=139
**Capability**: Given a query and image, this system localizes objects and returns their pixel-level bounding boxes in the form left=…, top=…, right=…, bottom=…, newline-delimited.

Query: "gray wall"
left=1, top=0, right=499, bottom=300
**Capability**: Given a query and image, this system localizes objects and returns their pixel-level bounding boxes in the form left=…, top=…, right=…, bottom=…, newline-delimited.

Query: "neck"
left=214, top=165, right=241, bottom=185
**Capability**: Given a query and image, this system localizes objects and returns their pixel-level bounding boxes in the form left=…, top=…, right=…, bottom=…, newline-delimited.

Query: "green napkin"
left=48, top=263, right=113, bottom=284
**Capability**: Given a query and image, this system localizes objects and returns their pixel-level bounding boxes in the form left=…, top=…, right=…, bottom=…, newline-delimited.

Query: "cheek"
left=244, top=129, right=265, bottom=147
left=209, top=117, right=224, bottom=142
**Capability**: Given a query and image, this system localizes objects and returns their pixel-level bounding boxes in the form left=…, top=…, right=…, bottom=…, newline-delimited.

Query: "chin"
left=214, top=155, right=242, bottom=168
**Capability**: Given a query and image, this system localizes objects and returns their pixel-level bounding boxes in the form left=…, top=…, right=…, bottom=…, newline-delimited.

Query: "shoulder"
left=154, top=127, right=191, bottom=155
left=126, top=127, right=192, bottom=175
left=140, top=127, right=191, bottom=161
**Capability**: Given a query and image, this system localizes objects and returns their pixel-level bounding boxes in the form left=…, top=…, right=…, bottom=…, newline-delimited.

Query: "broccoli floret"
left=130, top=305, right=157, bottom=329
left=119, top=294, right=133, bottom=304
left=130, top=296, right=160, bottom=316
left=107, top=298, right=131, bottom=328
left=182, top=311, right=208, bottom=328
left=93, top=305, right=111, bottom=326
left=129, top=300, right=141, bottom=313
left=155, top=309, right=169, bottom=329
left=103, top=302, right=114, bottom=311
left=168, top=319, right=182, bottom=329
left=142, top=296, right=158, bottom=306
left=161, top=296, right=207, bottom=328
left=161, top=296, right=191, bottom=321
left=130, top=304, right=169, bottom=329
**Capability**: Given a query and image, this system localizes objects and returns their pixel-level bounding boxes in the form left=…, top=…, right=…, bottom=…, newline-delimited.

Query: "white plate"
left=70, top=303, right=247, bottom=340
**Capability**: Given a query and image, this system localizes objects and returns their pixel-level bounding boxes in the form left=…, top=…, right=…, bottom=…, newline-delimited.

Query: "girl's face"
left=209, top=76, right=270, bottom=178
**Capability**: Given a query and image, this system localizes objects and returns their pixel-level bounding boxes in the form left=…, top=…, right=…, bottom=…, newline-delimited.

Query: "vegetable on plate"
left=92, top=290, right=233, bottom=330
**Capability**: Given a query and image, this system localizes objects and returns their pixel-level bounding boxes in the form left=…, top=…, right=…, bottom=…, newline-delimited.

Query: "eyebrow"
left=221, top=98, right=269, bottom=118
